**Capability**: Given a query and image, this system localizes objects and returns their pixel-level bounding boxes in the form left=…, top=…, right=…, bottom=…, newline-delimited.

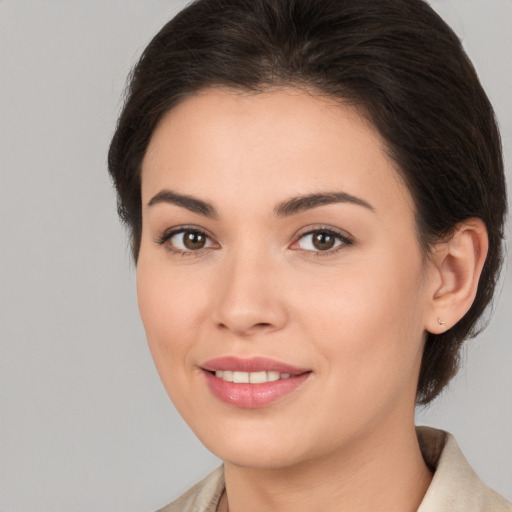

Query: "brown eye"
left=183, top=231, right=207, bottom=250
left=295, top=229, right=348, bottom=253
left=164, top=229, right=215, bottom=253
left=312, top=232, right=336, bottom=251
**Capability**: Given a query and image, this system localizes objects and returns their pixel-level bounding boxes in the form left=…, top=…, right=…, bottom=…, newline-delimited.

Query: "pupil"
left=184, top=232, right=205, bottom=250
left=313, top=232, right=335, bottom=250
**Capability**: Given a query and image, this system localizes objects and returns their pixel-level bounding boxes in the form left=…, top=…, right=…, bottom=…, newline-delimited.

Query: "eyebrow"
left=147, top=190, right=218, bottom=218
left=146, top=189, right=374, bottom=218
left=275, top=192, right=375, bottom=216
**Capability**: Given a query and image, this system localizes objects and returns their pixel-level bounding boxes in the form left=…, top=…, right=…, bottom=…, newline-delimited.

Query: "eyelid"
left=290, top=225, right=354, bottom=255
left=154, top=224, right=353, bottom=257
left=155, top=225, right=219, bottom=255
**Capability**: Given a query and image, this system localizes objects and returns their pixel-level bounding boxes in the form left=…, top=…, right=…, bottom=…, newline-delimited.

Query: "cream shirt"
left=158, top=427, right=511, bottom=512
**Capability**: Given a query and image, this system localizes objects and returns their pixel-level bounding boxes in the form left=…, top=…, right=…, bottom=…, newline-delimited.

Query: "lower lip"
left=202, top=370, right=311, bottom=408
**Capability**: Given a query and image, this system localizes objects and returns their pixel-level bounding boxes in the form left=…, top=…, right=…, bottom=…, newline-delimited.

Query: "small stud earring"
left=438, top=318, right=446, bottom=327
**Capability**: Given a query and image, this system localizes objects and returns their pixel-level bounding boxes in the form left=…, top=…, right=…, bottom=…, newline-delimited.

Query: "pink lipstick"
left=200, top=356, right=312, bottom=408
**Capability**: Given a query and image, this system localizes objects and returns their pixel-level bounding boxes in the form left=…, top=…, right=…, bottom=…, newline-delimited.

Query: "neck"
left=221, top=418, right=432, bottom=512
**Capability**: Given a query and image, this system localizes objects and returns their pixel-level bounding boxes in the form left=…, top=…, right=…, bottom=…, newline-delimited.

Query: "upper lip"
left=201, top=356, right=310, bottom=375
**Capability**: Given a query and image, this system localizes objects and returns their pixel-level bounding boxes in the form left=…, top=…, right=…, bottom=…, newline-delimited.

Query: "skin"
left=137, top=87, right=487, bottom=511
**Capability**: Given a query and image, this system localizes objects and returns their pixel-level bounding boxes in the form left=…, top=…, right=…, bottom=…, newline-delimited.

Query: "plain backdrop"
left=0, top=1, right=510, bottom=511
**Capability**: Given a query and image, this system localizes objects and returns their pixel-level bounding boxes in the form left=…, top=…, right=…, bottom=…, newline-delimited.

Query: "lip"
left=200, top=356, right=312, bottom=408
left=201, top=356, right=309, bottom=374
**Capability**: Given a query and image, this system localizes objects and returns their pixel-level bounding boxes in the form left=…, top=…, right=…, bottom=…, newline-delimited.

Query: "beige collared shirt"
left=158, top=426, right=511, bottom=511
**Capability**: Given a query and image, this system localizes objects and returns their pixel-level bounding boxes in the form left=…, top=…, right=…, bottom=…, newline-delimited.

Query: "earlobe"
left=425, top=218, right=488, bottom=334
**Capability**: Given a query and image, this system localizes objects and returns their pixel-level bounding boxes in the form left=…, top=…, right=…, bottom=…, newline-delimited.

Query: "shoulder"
left=417, top=426, right=512, bottom=512
left=156, top=465, right=225, bottom=512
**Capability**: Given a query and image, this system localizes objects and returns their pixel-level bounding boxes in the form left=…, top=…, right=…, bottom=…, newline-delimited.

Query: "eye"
left=293, top=228, right=351, bottom=253
left=158, top=227, right=216, bottom=254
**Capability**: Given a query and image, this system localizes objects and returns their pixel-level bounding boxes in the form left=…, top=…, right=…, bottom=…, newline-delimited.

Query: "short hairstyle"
left=108, top=0, right=507, bottom=404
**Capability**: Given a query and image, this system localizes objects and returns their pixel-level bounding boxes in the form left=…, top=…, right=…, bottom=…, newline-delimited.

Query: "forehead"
left=141, top=87, right=411, bottom=216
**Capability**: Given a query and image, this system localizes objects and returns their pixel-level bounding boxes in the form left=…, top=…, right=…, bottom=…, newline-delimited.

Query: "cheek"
left=136, top=258, right=207, bottom=375
left=296, top=249, right=427, bottom=403
left=135, top=259, right=217, bottom=424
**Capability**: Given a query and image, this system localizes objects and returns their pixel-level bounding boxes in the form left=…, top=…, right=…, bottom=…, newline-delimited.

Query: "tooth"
left=233, top=371, right=250, bottom=383
left=280, top=373, right=290, bottom=379
left=267, top=371, right=280, bottom=381
left=215, top=370, right=224, bottom=379
left=222, top=370, right=233, bottom=382
left=249, top=371, right=268, bottom=384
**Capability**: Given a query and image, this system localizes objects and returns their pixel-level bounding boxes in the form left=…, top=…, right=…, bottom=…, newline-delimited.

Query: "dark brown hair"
left=108, top=0, right=507, bottom=404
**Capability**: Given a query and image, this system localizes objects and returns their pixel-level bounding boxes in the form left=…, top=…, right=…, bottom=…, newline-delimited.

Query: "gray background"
left=0, top=1, right=510, bottom=511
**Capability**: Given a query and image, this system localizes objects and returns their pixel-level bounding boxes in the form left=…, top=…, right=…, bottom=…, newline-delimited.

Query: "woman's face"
left=137, top=88, right=436, bottom=468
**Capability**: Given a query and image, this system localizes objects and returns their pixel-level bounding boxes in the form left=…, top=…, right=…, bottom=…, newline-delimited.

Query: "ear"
left=425, top=218, right=488, bottom=334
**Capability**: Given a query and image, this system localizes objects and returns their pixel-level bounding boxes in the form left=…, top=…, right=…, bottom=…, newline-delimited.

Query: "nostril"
left=212, top=296, right=288, bottom=336
left=215, top=320, right=275, bottom=337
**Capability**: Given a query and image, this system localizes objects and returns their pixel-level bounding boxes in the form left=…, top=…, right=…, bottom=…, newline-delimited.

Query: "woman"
left=108, top=0, right=510, bottom=510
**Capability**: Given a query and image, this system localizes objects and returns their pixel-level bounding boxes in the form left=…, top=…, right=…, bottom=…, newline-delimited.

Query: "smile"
left=201, top=357, right=312, bottom=408
left=214, top=370, right=292, bottom=383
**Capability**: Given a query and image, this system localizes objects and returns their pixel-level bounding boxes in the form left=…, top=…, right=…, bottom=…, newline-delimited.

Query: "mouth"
left=210, top=369, right=295, bottom=384
left=200, top=357, right=312, bottom=408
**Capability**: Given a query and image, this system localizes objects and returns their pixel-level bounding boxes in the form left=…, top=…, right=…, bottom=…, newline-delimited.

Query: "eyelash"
left=156, top=225, right=216, bottom=257
left=293, top=227, right=353, bottom=257
left=156, top=225, right=353, bottom=258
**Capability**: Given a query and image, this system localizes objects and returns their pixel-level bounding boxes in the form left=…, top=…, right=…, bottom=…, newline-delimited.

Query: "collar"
left=416, top=426, right=511, bottom=511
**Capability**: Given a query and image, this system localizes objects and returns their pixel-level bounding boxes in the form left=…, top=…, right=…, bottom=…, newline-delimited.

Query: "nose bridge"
left=212, top=239, right=287, bottom=336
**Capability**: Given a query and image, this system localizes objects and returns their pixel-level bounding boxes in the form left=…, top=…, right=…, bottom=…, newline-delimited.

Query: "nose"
left=211, top=249, right=289, bottom=337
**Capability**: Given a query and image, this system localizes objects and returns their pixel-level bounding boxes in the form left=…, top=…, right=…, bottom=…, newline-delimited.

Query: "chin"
left=194, top=420, right=310, bottom=470
left=216, top=444, right=305, bottom=470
